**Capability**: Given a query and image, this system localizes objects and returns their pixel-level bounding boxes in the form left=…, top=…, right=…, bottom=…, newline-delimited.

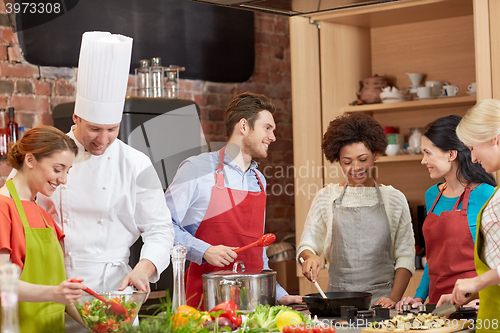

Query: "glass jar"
left=164, top=69, right=179, bottom=99
left=150, top=57, right=164, bottom=98
left=0, top=263, right=21, bottom=333
left=136, top=59, right=151, bottom=97
left=409, top=127, right=422, bottom=154
left=171, top=244, right=187, bottom=312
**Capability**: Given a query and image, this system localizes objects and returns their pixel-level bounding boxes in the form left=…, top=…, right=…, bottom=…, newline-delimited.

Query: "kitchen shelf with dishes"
left=378, top=154, right=423, bottom=163
left=342, top=95, right=476, bottom=114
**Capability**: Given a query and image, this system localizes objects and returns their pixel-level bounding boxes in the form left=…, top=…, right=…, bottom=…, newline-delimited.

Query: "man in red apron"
left=165, top=92, right=301, bottom=309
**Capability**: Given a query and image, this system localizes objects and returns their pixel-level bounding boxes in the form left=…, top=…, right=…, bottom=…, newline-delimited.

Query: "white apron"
left=329, top=181, right=394, bottom=304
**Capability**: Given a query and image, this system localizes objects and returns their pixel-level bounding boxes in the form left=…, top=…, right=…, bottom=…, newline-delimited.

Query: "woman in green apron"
left=297, top=113, right=415, bottom=309
left=0, top=126, right=85, bottom=332
left=437, top=99, right=500, bottom=332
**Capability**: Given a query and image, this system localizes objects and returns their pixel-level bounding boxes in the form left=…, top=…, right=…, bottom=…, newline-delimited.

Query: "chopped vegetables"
left=368, top=313, right=448, bottom=331
left=76, top=296, right=139, bottom=333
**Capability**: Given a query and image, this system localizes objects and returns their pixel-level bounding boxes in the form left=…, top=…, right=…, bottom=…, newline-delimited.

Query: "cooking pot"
left=202, top=261, right=276, bottom=312
left=302, top=292, right=372, bottom=317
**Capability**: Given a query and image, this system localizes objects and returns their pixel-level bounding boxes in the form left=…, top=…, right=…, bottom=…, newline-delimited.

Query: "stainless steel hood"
left=188, top=0, right=400, bottom=16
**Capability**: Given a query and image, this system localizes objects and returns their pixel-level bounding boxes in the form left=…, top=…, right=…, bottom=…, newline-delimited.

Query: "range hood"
left=188, top=0, right=400, bottom=16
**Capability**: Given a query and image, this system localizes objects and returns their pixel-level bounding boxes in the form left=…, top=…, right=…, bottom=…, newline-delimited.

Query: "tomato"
left=282, top=325, right=308, bottom=333
left=312, top=326, right=324, bottom=333
left=324, top=326, right=336, bottom=333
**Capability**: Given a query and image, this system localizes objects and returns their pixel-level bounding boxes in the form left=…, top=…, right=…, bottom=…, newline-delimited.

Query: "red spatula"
left=70, top=279, right=128, bottom=316
left=234, top=233, right=276, bottom=254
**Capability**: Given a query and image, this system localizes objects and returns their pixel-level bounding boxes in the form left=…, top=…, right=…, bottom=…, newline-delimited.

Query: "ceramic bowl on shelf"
left=385, top=144, right=400, bottom=156
left=380, top=90, right=408, bottom=104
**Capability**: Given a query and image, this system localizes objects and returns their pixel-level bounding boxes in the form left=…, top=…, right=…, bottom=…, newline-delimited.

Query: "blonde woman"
left=438, top=99, right=500, bottom=331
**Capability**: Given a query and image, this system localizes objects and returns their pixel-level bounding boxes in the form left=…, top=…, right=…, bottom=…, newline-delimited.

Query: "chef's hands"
left=119, top=259, right=156, bottom=297
left=204, top=245, right=238, bottom=267
left=373, top=297, right=396, bottom=309
left=436, top=294, right=452, bottom=307
left=300, top=254, right=321, bottom=282
left=395, top=296, right=424, bottom=311
left=444, top=277, right=479, bottom=306
left=278, top=295, right=303, bottom=305
left=53, top=277, right=85, bottom=305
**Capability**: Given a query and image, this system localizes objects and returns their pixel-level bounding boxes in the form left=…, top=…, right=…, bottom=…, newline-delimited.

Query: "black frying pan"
left=302, top=292, right=372, bottom=317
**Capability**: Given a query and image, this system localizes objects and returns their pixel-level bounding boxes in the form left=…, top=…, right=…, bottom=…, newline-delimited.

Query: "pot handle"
left=232, top=261, right=245, bottom=273
left=220, top=279, right=243, bottom=287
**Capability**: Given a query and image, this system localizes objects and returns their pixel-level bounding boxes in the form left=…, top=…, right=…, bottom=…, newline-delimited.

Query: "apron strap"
left=452, top=182, right=471, bottom=212
left=6, top=179, right=50, bottom=229
left=215, top=146, right=226, bottom=189
left=6, top=179, right=30, bottom=229
left=429, top=183, right=447, bottom=213
left=373, top=180, right=384, bottom=204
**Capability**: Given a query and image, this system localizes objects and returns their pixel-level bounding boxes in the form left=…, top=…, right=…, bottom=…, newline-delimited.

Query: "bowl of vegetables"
left=74, top=290, right=147, bottom=333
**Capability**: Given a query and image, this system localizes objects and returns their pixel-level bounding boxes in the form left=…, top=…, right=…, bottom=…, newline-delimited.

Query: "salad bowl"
left=74, top=290, right=147, bottom=332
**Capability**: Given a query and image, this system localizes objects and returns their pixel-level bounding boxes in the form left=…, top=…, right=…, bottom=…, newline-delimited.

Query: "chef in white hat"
left=35, top=31, right=175, bottom=330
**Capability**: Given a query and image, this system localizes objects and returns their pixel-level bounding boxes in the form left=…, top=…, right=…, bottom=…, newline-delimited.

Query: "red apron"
left=423, top=184, right=477, bottom=303
left=185, top=146, right=266, bottom=309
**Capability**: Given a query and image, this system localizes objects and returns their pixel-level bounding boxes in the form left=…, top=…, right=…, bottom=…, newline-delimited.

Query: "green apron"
left=475, top=185, right=500, bottom=332
left=5, top=180, right=66, bottom=333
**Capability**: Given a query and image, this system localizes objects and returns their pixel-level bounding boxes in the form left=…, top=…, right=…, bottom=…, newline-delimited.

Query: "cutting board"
left=361, top=319, right=472, bottom=333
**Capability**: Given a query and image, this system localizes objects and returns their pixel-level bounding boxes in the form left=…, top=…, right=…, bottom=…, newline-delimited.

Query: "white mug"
left=417, top=86, right=431, bottom=99
left=443, top=85, right=459, bottom=97
left=425, top=81, right=448, bottom=97
left=468, top=82, right=476, bottom=92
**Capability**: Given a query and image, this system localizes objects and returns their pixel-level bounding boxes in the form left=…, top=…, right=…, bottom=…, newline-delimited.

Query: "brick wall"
left=0, top=3, right=295, bottom=241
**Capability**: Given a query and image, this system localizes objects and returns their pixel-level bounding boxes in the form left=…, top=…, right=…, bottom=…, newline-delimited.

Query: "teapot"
left=357, top=74, right=390, bottom=104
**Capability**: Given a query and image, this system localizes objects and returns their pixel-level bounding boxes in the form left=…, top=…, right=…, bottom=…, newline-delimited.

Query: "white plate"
left=382, top=99, right=407, bottom=103
left=415, top=96, right=436, bottom=100
left=466, top=91, right=476, bottom=96
left=437, top=95, right=459, bottom=98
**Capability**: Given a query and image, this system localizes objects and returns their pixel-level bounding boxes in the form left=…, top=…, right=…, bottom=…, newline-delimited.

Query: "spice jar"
left=409, top=127, right=422, bottom=154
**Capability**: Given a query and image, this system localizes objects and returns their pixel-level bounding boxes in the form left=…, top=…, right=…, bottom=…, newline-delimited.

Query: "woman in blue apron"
left=297, top=113, right=415, bottom=309
left=436, top=99, right=500, bottom=332
left=396, top=115, right=495, bottom=311
left=0, top=126, right=85, bottom=333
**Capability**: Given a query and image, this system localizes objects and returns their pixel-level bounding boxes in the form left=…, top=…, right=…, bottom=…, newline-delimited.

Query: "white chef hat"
left=74, top=31, right=133, bottom=125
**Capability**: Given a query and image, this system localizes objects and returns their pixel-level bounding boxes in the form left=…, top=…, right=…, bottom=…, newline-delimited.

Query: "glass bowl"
left=74, top=290, right=147, bottom=332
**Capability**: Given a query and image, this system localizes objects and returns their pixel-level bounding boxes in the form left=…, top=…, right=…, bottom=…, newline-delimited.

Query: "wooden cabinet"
left=291, top=0, right=500, bottom=295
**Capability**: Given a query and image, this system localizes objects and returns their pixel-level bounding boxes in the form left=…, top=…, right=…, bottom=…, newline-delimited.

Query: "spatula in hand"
left=70, top=279, right=128, bottom=316
left=299, top=257, right=327, bottom=299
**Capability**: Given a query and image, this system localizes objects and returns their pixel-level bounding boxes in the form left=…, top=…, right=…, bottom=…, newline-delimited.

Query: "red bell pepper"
left=209, top=300, right=242, bottom=328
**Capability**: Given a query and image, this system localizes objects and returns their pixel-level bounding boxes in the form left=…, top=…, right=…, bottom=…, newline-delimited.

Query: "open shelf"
left=378, top=154, right=423, bottom=163
left=342, top=95, right=476, bottom=114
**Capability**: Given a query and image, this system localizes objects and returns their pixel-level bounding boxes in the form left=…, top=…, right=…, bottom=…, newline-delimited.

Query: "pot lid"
left=202, top=261, right=277, bottom=278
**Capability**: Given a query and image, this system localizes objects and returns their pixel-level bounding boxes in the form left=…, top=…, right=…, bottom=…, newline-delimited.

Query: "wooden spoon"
left=70, top=279, right=128, bottom=316
left=234, top=233, right=276, bottom=254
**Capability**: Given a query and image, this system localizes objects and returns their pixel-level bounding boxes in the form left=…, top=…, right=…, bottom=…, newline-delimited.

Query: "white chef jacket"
left=36, top=126, right=175, bottom=291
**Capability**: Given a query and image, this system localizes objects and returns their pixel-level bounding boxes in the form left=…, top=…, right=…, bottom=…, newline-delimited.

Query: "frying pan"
left=302, top=291, right=372, bottom=317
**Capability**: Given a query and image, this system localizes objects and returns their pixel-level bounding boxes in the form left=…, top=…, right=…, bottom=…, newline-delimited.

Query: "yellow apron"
left=475, top=185, right=500, bottom=332
left=6, top=179, right=66, bottom=333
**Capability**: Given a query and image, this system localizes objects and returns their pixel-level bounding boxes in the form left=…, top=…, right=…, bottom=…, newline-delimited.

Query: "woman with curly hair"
left=297, top=112, right=415, bottom=308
